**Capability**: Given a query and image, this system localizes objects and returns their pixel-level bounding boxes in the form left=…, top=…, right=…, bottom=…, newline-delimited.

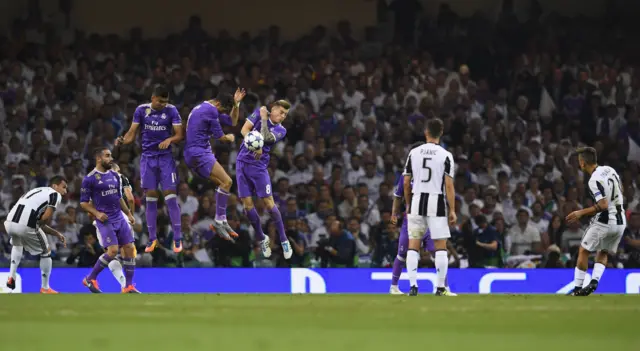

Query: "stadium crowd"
left=1, top=1, right=640, bottom=270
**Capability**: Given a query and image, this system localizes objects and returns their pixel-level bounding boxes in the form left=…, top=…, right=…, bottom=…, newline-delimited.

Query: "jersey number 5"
left=422, top=158, right=432, bottom=183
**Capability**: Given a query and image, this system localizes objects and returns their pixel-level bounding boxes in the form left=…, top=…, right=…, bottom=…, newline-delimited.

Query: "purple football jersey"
left=184, top=102, right=229, bottom=151
left=393, top=176, right=414, bottom=198
left=132, top=103, right=182, bottom=156
left=80, top=169, right=125, bottom=220
left=237, top=108, right=287, bottom=167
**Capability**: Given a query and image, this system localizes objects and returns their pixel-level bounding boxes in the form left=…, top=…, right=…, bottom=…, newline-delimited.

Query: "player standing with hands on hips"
left=237, top=101, right=293, bottom=259
left=402, top=118, right=457, bottom=296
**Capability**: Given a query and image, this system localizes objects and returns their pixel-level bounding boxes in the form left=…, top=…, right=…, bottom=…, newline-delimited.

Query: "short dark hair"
left=93, top=147, right=109, bottom=158
left=576, top=147, right=597, bottom=165
left=426, top=118, right=444, bottom=138
left=49, top=176, right=67, bottom=186
left=152, top=85, right=169, bottom=98
left=272, top=99, right=291, bottom=110
left=215, top=92, right=235, bottom=113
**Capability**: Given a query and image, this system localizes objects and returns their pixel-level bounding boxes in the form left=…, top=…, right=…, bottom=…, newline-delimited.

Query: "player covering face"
left=236, top=100, right=293, bottom=259
left=80, top=147, right=139, bottom=293
left=116, top=85, right=185, bottom=254
left=183, top=88, right=246, bottom=240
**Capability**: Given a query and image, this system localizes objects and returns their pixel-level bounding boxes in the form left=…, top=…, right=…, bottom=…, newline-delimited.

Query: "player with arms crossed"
left=183, top=89, right=246, bottom=240
left=238, top=101, right=293, bottom=259
left=402, top=118, right=456, bottom=296
left=390, top=142, right=455, bottom=295
left=4, top=176, right=68, bottom=293
left=116, top=85, right=184, bottom=253
left=566, top=147, right=625, bottom=296
left=91, top=163, right=136, bottom=290
left=80, top=147, right=139, bottom=293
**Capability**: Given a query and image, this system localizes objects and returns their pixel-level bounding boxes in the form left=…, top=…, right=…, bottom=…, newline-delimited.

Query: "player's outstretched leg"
left=243, top=199, right=270, bottom=257
left=208, top=161, right=238, bottom=242
left=144, top=196, right=159, bottom=252
left=83, top=249, right=116, bottom=293
left=571, top=239, right=595, bottom=296
left=264, top=197, right=291, bottom=259
left=39, top=250, right=57, bottom=294
left=165, top=193, right=183, bottom=253
left=390, top=220, right=409, bottom=295
left=581, top=251, right=608, bottom=296
left=7, top=245, right=23, bottom=290
left=109, top=256, right=126, bottom=290
left=424, top=233, right=456, bottom=296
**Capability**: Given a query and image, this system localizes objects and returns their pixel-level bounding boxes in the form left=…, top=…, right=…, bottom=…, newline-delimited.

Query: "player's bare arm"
left=444, top=175, right=457, bottom=226
left=124, top=187, right=135, bottom=211
left=240, top=119, right=253, bottom=137
left=39, top=224, right=66, bottom=246
left=566, top=197, right=608, bottom=224
left=229, top=88, right=247, bottom=126
left=116, top=123, right=140, bottom=145
left=39, top=206, right=56, bottom=223
left=80, top=201, right=108, bottom=222
left=403, top=175, right=412, bottom=213
left=159, top=124, right=184, bottom=149
left=120, top=198, right=135, bottom=225
left=391, top=196, right=402, bottom=225
left=259, top=106, right=276, bottom=144
left=218, top=133, right=236, bottom=143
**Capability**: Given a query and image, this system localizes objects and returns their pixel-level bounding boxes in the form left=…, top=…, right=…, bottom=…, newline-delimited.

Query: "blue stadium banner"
left=1, top=269, right=639, bottom=294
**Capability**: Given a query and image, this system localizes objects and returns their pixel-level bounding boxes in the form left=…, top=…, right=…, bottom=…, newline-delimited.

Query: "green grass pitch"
left=1, top=295, right=638, bottom=351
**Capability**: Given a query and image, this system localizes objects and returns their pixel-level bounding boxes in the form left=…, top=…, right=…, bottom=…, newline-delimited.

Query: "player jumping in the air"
left=566, top=147, right=626, bottom=296
left=390, top=142, right=455, bottom=295
left=116, top=85, right=184, bottom=253
left=91, top=163, right=136, bottom=290
left=403, top=119, right=457, bottom=296
left=4, top=176, right=68, bottom=293
left=183, top=89, right=246, bottom=240
left=237, top=101, right=292, bottom=259
left=80, top=147, right=139, bottom=293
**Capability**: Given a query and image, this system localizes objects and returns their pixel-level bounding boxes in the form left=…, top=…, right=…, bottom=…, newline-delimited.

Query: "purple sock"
left=215, top=188, right=229, bottom=221
left=165, top=195, right=182, bottom=241
left=123, top=258, right=135, bottom=286
left=88, top=253, right=114, bottom=280
left=246, top=208, right=265, bottom=241
left=146, top=197, right=158, bottom=241
left=391, top=256, right=405, bottom=286
left=269, top=206, right=288, bottom=242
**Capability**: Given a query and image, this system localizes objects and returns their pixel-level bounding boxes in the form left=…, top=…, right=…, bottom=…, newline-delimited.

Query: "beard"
left=101, top=161, right=112, bottom=169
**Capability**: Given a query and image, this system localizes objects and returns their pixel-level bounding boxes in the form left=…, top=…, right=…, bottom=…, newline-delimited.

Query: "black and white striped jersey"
left=7, top=187, right=62, bottom=228
left=587, top=165, right=625, bottom=226
left=403, top=142, right=454, bottom=217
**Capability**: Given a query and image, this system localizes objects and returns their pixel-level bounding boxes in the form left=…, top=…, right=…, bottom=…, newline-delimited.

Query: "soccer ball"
left=244, top=131, right=264, bottom=152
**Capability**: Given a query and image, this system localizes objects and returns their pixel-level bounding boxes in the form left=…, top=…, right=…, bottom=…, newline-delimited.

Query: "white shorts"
left=4, top=221, right=50, bottom=255
left=406, top=215, right=451, bottom=240
left=581, top=223, right=625, bottom=253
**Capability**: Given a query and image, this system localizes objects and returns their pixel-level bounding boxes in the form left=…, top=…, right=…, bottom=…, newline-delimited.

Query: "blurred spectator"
left=471, top=215, right=501, bottom=267
left=317, top=219, right=355, bottom=267
left=508, top=209, right=542, bottom=255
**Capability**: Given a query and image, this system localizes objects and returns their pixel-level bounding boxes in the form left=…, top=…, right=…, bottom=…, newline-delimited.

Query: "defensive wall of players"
left=2, top=268, right=639, bottom=294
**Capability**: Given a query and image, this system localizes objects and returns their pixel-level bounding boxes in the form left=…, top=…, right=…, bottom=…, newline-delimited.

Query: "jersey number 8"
left=422, top=158, right=432, bottom=183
